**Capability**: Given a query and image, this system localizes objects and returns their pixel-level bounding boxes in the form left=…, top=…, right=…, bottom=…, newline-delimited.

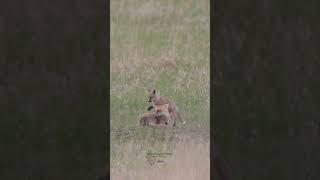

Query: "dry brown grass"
left=111, top=131, right=209, bottom=180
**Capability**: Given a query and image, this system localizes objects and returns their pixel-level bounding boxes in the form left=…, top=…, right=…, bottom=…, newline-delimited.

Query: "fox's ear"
left=148, top=88, right=151, bottom=93
left=152, top=89, right=156, bottom=94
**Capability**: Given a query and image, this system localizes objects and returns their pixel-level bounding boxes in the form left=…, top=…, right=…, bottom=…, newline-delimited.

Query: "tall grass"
left=111, top=0, right=210, bottom=179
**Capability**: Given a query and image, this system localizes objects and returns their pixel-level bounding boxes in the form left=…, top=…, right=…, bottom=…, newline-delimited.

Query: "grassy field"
left=111, top=0, right=210, bottom=179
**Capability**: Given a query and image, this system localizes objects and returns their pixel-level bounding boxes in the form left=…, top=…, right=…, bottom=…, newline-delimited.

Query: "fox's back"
left=153, top=97, right=176, bottom=113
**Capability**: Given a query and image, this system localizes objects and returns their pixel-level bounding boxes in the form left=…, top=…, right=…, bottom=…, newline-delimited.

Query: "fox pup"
left=139, top=112, right=157, bottom=126
left=147, top=88, right=185, bottom=126
left=154, top=104, right=172, bottom=126
left=140, top=104, right=171, bottom=126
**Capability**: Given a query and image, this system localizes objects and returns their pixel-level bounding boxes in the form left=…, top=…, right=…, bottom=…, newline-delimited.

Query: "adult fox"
left=147, top=88, right=185, bottom=126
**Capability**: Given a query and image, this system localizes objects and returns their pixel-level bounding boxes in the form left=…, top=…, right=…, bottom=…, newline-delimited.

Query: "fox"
left=140, top=104, right=171, bottom=126
left=147, top=88, right=185, bottom=126
left=154, top=104, right=172, bottom=126
left=139, top=112, right=157, bottom=126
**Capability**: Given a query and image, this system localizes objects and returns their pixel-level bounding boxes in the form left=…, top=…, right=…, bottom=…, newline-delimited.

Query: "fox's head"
left=147, top=88, right=160, bottom=102
left=154, top=104, right=169, bottom=114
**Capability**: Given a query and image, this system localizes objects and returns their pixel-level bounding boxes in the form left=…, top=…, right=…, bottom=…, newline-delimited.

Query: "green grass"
left=111, top=0, right=210, bottom=179
left=111, top=0, right=210, bottom=128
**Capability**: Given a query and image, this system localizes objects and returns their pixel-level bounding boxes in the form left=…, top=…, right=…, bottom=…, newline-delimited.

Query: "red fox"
left=139, top=104, right=171, bottom=126
left=154, top=104, right=172, bottom=126
left=147, top=88, right=185, bottom=126
left=139, top=112, right=157, bottom=126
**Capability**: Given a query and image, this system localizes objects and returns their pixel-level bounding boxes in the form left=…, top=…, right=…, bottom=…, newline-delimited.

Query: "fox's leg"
left=171, top=112, right=176, bottom=126
left=147, top=106, right=154, bottom=111
left=140, top=117, right=147, bottom=126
